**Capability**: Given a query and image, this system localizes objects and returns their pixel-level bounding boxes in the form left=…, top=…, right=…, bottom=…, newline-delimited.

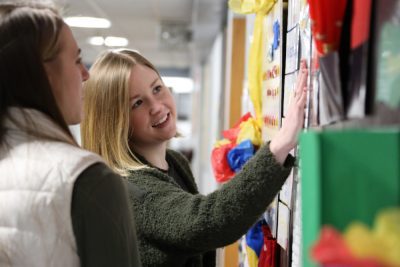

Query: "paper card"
left=279, top=169, right=294, bottom=207
left=263, top=195, right=279, bottom=238
left=287, top=0, right=302, bottom=30
left=283, top=72, right=297, bottom=117
left=277, top=201, right=291, bottom=250
left=261, top=0, right=283, bottom=142
left=285, top=25, right=300, bottom=74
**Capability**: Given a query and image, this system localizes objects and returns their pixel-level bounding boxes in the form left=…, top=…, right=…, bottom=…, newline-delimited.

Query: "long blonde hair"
left=81, top=49, right=161, bottom=176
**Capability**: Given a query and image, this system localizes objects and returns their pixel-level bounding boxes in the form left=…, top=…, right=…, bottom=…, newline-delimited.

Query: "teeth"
left=153, top=114, right=168, bottom=127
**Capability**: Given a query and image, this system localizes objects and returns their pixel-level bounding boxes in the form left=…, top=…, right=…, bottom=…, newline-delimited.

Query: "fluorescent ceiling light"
left=88, top=36, right=129, bottom=47
left=88, top=36, right=104, bottom=46
left=104, top=36, right=129, bottom=47
left=162, top=77, right=193, bottom=94
left=64, top=16, right=111, bottom=28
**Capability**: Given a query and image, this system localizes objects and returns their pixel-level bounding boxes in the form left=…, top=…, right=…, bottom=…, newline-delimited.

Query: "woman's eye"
left=132, top=99, right=143, bottom=109
left=153, top=85, right=162, bottom=94
left=76, top=57, right=82, bottom=64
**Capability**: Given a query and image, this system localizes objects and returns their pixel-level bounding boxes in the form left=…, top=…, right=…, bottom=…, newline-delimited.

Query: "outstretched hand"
left=270, top=59, right=308, bottom=164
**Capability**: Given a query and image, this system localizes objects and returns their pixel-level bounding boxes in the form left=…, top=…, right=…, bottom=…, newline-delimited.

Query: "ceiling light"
left=104, top=36, right=129, bottom=47
left=162, top=77, right=193, bottom=94
left=64, top=16, right=111, bottom=28
left=162, top=31, right=171, bottom=40
left=88, top=36, right=128, bottom=47
left=88, top=36, right=104, bottom=46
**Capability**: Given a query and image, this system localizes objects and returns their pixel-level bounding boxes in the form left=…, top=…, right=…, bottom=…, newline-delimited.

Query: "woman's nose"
left=81, top=64, right=90, bottom=82
left=149, top=99, right=162, bottom=115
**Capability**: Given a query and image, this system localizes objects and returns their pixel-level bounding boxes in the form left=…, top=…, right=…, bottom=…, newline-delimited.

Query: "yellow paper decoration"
left=228, top=0, right=277, bottom=122
left=237, top=118, right=262, bottom=146
left=214, top=139, right=232, bottom=148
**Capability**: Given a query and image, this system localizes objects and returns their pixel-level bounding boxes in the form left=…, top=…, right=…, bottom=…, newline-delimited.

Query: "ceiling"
left=57, top=0, right=227, bottom=71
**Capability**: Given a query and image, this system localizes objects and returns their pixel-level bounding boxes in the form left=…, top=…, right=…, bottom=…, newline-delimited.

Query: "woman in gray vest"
left=81, top=49, right=308, bottom=266
left=0, top=2, right=141, bottom=266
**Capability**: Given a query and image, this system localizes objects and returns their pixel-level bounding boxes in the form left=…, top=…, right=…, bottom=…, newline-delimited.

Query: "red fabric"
left=258, top=224, right=277, bottom=267
left=211, top=143, right=235, bottom=183
left=222, top=112, right=252, bottom=142
left=351, top=0, right=372, bottom=48
left=213, top=112, right=254, bottom=183
left=308, top=0, right=347, bottom=55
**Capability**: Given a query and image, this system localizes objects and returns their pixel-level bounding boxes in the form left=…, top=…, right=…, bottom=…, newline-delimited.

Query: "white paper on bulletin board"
left=263, top=195, right=279, bottom=238
left=261, top=0, right=283, bottom=142
left=285, top=25, right=300, bottom=74
left=287, top=0, right=301, bottom=30
left=277, top=201, right=290, bottom=250
left=283, top=72, right=297, bottom=117
left=279, top=168, right=294, bottom=208
left=299, top=3, right=312, bottom=60
left=262, top=79, right=281, bottom=141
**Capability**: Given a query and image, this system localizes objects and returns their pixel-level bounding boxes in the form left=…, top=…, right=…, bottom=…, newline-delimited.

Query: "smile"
left=152, top=113, right=170, bottom=127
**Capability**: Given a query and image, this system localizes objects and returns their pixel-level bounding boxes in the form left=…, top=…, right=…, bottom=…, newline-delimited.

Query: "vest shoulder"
left=3, top=139, right=103, bottom=181
left=37, top=140, right=102, bottom=160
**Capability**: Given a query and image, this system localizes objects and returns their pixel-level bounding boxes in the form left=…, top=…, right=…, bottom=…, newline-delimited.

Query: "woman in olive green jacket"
left=81, top=49, right=308, bottom=267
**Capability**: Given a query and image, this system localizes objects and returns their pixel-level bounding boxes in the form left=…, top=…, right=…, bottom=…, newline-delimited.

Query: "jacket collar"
left=4, top=107, right=76, bottom=146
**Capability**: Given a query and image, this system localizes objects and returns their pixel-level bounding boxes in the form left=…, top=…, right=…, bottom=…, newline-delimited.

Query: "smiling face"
left=128, top=64, right=177, bottom=148
left=43, top=24, right=89, bottom=125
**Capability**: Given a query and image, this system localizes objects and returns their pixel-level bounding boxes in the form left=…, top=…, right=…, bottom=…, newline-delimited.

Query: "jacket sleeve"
left=128, top=145, right=294, bottom=254
left=72, top=163, right=142, bottom=267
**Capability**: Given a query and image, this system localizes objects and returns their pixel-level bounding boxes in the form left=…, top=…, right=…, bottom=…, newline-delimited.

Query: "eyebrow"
left=77, top=48, right=82, bottom=56
left=150, top=77, right=159, bottom=87
left=129, top=77, right=160, bottom=100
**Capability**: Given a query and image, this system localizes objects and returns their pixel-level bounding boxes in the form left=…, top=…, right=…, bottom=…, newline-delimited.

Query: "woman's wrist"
left=269, top=138, right=291, bottom=165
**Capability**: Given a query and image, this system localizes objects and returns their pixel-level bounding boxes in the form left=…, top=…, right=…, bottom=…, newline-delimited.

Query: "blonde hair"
left=81, top=49, right=160, bottom=176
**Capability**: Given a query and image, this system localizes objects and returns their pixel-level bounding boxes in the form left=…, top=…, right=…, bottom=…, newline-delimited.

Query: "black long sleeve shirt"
left=71, top=163, right=142, bottom=267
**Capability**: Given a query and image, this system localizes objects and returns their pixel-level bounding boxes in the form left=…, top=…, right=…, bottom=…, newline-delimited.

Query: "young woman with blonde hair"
left=82, top=49, right=308, bottom=267
left=0, top=2, right=140, bottom=266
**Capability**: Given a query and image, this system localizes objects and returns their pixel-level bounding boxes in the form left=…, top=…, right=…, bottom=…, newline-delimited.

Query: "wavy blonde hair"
left=81, top=49, right=160, bottom=176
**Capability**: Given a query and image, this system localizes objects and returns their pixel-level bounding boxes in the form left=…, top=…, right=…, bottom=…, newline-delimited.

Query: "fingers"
left=294, top=60, right=308, bottom=99
left=297, top=87, right=307, bottom=106
left=299, top=59, right=307, bottom=70
left=292, top=88, right=307, bottom=130
left=297, top=68, right=308, bottom=90
left=292, top=71, right=308, bottom=101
